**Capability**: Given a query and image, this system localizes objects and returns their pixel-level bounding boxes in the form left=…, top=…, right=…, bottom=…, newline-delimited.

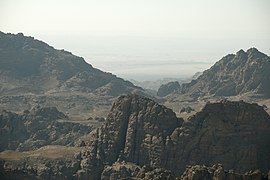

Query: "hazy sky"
left=1, top=0, right=270, bottom=80
left=1, top=0, right=270, bottom=38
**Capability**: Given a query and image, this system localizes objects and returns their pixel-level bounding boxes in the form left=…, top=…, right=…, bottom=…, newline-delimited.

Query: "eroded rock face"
left=82, top=96, right=270, bottom=178
left=167, top=100, right=270, bottom=175
left=88, top=95, right=270, bottom=177
left=89, top=94, right=183, bottom=167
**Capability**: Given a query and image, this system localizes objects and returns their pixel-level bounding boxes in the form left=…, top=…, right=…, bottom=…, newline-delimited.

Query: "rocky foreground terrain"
left=0, top=106, right=93, bottom=152
left=1, top=94, right=269, bottom=179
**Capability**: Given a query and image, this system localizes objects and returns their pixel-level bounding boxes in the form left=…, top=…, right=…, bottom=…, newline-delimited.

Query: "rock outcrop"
left=101, top=162, right=141, bottom=179
left=180, top=164, right=268, bottom=180
left=167, top=100, right=270, bottom=175
left=179, top=106, right=194, bottom=113
left=0, top=107, right=92, bottom=151
left=88, top=94, right=183, bottom=166
left=157, top=81, right=180, bottom=97
left=101, top=163, right=270, bottom=180
left=0, top=146, right=82, bottom=179
left=101, top=162, right=177, bottom=180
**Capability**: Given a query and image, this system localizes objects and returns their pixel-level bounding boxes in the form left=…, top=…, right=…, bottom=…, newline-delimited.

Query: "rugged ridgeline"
left=0, top=32, right=141, bottom=95
left=0, top=32, right=144, bottom=113
left=158, top=48, right=270, bottom=98
left=88, top=95, right=270, bottom=177
left=2, top=94, right=269, bottom=179
left=0, top=107, right=92, bottom=151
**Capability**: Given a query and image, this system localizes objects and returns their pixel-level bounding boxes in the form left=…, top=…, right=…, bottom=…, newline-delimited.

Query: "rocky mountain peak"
left=88, top=94, right=183, bottom=166
left=247, top=47, right=268, bottom=59
left=247, top=47, right=259, bottom=54
left=177, top=48, right=270, bottom=98
left=236, top=48, right=246, bottom=55
left=235, top=49, right=248, bottom=61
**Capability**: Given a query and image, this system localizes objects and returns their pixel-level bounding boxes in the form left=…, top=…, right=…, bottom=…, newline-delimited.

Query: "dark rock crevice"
left=115, top=98, right=132, bottom=163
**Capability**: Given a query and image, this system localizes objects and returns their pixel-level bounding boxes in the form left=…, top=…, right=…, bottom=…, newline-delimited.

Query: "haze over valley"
left=16, top=35, right=270, bottom=82
left=1, top=0, right=270, bottom=81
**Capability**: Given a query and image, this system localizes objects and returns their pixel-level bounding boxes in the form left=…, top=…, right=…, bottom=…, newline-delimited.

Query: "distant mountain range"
left=0, top=32, right=142, bottom=96
left=157, top=48, right=270, bottom=98
left=130, top=78, right=189, bottom=92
